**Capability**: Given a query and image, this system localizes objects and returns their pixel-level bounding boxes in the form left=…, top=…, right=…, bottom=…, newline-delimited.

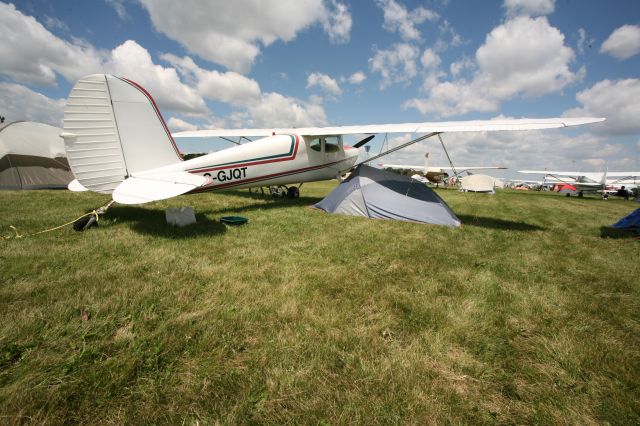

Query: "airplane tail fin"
left=61, top=74, right=183, bottom=194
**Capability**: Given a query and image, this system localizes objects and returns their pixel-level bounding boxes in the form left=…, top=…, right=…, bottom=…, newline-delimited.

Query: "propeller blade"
left=353, top=134, right=375, bottom=148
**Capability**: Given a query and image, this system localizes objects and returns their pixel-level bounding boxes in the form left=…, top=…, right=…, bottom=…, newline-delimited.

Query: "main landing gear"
left=250, top=184, right=301, bottom=199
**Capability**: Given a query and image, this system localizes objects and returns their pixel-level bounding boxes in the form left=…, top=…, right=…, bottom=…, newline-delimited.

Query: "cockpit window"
left=309, top=138, right=322, bottom=152
left=325, top=136, right=340, bottom=153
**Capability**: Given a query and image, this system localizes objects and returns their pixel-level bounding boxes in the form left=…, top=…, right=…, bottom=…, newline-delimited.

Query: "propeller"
left=353, top=134, right=375, bottom=148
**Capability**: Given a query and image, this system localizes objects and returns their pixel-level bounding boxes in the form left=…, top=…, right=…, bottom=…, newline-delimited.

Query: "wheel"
left=287, top=186, right=300, bottom=199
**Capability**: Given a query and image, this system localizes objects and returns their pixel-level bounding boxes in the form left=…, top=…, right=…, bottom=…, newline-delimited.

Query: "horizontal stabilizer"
left=68, top=179, right=88, bottom=192
left=113, top=171, right=209, bottom=205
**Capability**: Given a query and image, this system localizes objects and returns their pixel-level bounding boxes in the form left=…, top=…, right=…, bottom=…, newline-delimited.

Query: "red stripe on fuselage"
left=187, top=134, right=300, bottom=174
left=190, top=158, right=346, bottom=193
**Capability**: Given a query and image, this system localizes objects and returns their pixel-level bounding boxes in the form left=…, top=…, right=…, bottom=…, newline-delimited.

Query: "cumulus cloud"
left=167, top=117, right=199, bottom=132
left=600, top=25, right=640, bottom=59
left=0, top=2, right=105, bottom=86
left=564, top=79, right=640, bottom=136
left=162, top=54, right=261, bottom=107
left=244, top=92, right=328, bottom=128
left=162, top=53, right=329, bottom=128
left=503, top=0, right=555, bottom=17
left=322, top=0, right=352, bottom=44
left=347, top=71, right=367, bottom=84
left=106, top=41, right=209, bottom=116
left=405, top=16, right=582, bottom=117
left=420, top=48, right=441, bottom=69
left=138, top=0, right=351, bottom=73
left=370, top=43, right=420, bottom=89
left=376, top=0, right=438, bottom=41
left=0, top=82, right=65, bottom=125
left=307, top=72, right=342, bottom=96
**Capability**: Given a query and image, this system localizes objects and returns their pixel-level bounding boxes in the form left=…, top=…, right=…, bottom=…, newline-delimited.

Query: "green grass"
left=1, top=183, right=638, bottom=424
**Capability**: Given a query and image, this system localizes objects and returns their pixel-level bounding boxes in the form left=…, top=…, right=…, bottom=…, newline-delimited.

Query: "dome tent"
left=0, top=121, right=73, bottom=189
left=314, top=165, right=461, bottom=227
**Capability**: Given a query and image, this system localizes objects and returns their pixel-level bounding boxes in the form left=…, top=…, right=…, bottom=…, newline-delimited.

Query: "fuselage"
left=155, top=134, right=359, bottom=192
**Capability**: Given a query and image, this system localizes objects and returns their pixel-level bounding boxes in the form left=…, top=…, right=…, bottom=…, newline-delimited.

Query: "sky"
left=1, top=0, right=639, bottom=179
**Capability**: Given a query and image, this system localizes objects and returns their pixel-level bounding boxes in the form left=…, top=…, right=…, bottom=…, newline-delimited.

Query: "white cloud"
left=376, top=0, right=438, bottom=41
left=564, top=79, right=640, bottom=136
left=450, top=57, right=474, bottom=77
left=167, top=117, right=198, bottom=132
left=0, top=82, right=65, bottom=125
left=105, top=0, right=128, bottom=19
left=0, top=2, right=105, bottom=86
left=138, top=0, right=351, bottom=73
left=600, top=25, right=640, bottom=60
left=420, top=48, right=441, bottom=69
left=161, top=53, right=328, bottom=128
left=307, top=72, right=342, bottom=96
left=43, top=15, right=69, bottom=32
left=405, top=16, right=581, bottom=117
left=370, top=43, right=420, bottom=89
left=106, top=41, right=209, bottom=116
left=347, top=71, right=367, bottom=85
left=503, top=0, right=555, bottom=17
left=162, top=54, right=261, bottom=107
left=322, top=0, right=352, bottom=44
left=244, top=92, right=328, bottom=128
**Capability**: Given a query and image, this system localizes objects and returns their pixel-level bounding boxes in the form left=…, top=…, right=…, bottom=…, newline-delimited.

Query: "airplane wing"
left=380, top=165, right=506, bottom=172
left=518, top=170, right=583, bottom=178
left=605, top=172, right=640, bottom=177
left=173, top=117, right=605, bottom=138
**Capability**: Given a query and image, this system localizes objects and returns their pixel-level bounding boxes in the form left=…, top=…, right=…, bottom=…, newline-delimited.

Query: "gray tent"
left=315, top=165, right=461, bottom=227
left=0, top=121, right=73, bottom=190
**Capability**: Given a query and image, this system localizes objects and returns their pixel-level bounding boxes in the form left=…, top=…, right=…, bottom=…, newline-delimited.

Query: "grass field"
left=1, top=183, right=638, bottom=424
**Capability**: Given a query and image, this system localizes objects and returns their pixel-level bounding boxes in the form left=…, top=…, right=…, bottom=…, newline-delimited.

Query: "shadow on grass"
left=457, top=215, right=544, bottom=231
left=203, top=191, right=323, bottom=215
left=600, top=226, right=640, bottom=239
left=105, top=206, right=227, bottom=238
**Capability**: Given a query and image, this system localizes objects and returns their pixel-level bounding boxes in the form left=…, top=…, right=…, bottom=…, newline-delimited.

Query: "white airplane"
left=518, top=169, right=640, bottom=197
left=380, top=152, right=507, bottom=185
left=60, top=74, right=604, bottom=206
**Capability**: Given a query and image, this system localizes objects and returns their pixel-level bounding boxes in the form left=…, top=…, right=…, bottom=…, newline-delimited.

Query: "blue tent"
left=612, top=208, right=640, bottom=230
left=315, top=165, right=461, bottom=227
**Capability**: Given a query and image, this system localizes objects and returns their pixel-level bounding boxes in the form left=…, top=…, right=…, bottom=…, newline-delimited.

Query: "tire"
left=287, top=186, right=300, bottom=199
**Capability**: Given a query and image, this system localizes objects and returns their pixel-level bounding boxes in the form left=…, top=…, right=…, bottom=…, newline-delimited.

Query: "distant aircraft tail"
left=60, top=74, right=183, bottom=194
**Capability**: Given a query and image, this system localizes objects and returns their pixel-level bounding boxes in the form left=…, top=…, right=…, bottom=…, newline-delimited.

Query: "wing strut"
left=359, top=132, right=440, bottom=165
left=437, top=134, right=458, bottom=177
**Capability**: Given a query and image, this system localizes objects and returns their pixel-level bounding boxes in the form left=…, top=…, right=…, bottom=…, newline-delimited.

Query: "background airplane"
left=381, top=152, right=507, bottom=185
left=518, top=169, right=639, bottom=197
left=60, top=74, right=604, bottom=206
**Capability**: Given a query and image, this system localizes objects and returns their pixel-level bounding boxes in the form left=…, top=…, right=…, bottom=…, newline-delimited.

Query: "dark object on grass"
left=73, top=214, right=98, bottom=232
left=220, top=216, right=248, bottom=225
left=315, top=165, right=461, bottom=227
left=611, top=208, right=640, bottom=231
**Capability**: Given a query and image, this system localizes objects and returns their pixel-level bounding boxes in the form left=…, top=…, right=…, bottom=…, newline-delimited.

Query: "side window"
left=325, top=136, right=340, bottom=153
left=309, top=138, right=322, bottom=152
